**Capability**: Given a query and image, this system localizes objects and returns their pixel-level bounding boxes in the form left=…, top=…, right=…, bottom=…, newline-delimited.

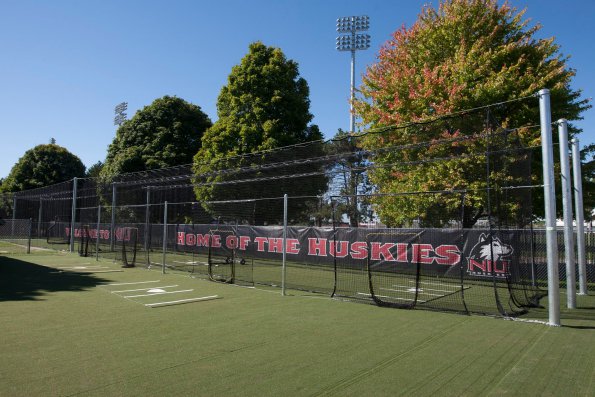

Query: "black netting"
left=3, top=97, right=593, bottom=318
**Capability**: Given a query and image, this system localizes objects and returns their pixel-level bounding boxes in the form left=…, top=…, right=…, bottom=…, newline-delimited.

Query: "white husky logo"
left=467, top=233, right=513, bottom=276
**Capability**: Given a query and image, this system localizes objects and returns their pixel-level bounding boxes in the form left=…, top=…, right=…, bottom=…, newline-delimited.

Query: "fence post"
left=110, top=183, right=117, bottom=252
left=37, top=198, right=43, bottom=239
left=11, top=195, right=17, bottom=236
left=571, top=138, right=588, bottom=295
left=558, top=119, right=576, bottom=308
left=145, top=187, right=150, bottom=252
left=539, top=89, right=560, bottom=326
left=282, top=194, right=288, bottom=296
left=69, top=177, right=78, bottom=253
left=330, top=197, right=338, bottom=298
left=96, top=205, right=101, bottom=262
left=162, top=201, right=168, bottom=275
left=27, top=218, right=32, bottom=254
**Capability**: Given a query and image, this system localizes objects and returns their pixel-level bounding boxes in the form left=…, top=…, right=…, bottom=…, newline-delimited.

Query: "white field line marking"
left=412, top=280, right=460, bottom=288
left=30, top=246, right=54, bottom=252
left=145, top=295, right=220, bottom=308
left=58, top=263, right=94, bottom=268
left=380, top=287, right=445, bottom=297
left=107, top=280, right=161, bottom=286
left=392, top=284, right=458, bottom=294
left=356, top=292, right=426, bottom=303
left=58, top=266, right=108, bottom=270
left=172, top=260, right=207, bottom=265
left=405, top=280, right=471, bottom=291
left=111, top=285, right=178, bottom=294
left=59, top=269, right=124, bottom=274
left=124, top=289, right=193, bottom=298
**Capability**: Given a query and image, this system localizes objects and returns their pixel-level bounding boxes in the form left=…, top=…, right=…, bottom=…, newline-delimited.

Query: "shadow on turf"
left=0, top=256, right=110, bottom=302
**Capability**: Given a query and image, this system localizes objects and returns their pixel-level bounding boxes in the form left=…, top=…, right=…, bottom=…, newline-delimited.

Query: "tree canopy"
left=1, top=144, right=85, bottom=192
left=193, top=42, right=326, bottom=224
left=353, top=0, right=590, bottom=227
left=101, top=96, right=212, bottom=178
left=581, top=143, right=595, bottom=221
left=85, top=161, right=103, bottom=178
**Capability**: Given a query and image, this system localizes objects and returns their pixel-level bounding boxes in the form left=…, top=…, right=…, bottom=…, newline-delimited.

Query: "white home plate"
left=147, top=288, right=167, bottom=293
left=407, top=288, right=422, bottom=293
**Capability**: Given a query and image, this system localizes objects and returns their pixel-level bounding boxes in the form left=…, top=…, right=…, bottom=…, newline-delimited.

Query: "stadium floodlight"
left=336, top=15, right=370, bottom=133
left=114, top=102, right=128, bottom=126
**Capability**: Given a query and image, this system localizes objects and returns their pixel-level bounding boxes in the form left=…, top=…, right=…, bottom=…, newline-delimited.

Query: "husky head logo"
left=467, top=233, right=513, bottom=277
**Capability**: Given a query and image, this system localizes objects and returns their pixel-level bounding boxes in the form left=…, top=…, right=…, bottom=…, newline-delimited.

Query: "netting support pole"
left=331, top=198, right=338, bottom=298
left=110, top=183, right=117, bottom=252
left=571, top=138, right=588, bottom=295
left=27, top=218, right=32, bottom=254
left=37, top=198, right=43, bottom=238
left=281, top=194, right=288, bottom=296
left=558, top=119, right=576, bottom=308
left=530, top=220, right=537, bottom=287
left=69, top=177, right=78, bottom=253
left=96, top=205, right=101, bottom=262
left=162, top=201, right=168, bottom=275
left=11, top=196, right=16, bottom=237
left=539, top=89, right=560, bottom=326
left=144, top=187, right=150, bottom=252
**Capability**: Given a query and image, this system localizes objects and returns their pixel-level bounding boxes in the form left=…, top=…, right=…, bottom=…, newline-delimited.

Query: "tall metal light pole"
left=336, top=15, right=370, bottom=133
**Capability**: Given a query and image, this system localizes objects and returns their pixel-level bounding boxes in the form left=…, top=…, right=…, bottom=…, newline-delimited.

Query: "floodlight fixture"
left=336, top=15, right=370, bottom=33
left=336, top=34, right=371, bottom=51
left=336, top=15, right=371, bottom=133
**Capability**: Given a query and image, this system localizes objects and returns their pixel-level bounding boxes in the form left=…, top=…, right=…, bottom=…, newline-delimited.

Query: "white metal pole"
left=539, top=89, right=560, bottom=326
left=282, top=194, right=288, bottom=296
left=557, top=119, right=576, bottom=308
left=96, top=205, right=101, bottom=262
left=571, top=138, right=588, bottom=295
left=162, top=201, right=168, bottom=275
left=69, top=177, right=78, bottom=253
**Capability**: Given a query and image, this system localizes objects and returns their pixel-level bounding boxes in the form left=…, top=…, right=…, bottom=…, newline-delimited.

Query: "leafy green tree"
left=1, top=144, right=85, bottom=193
left=354, top=0, right=590, bottom=227
left=86, top=161, right=103, bottom=178
left=327, top=129, right=373, bottom=227
left=193, top=42, right=326, bottom=224
left=101, top=96, right=212, bottom=178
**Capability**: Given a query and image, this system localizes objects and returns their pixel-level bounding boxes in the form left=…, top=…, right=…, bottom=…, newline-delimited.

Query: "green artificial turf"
left=1, top=252, right=593, bottom=396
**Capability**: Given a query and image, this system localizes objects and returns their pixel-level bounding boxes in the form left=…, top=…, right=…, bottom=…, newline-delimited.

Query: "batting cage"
left=2, top=94, right=591, bottom=320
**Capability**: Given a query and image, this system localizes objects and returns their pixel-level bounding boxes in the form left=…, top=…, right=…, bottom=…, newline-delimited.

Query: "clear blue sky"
left=0, top=0, right=593, bottom=179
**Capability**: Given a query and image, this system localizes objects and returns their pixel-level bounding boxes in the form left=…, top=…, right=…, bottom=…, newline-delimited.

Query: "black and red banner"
left=66, top=222, right=525, bottom=279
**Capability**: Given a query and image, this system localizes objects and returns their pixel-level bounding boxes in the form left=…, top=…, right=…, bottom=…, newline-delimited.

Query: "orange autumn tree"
left=354, top=0, right=589, bottom=227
